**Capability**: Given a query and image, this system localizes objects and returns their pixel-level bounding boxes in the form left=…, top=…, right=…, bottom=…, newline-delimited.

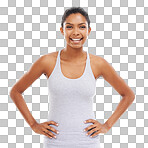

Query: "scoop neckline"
left=59, top=49, right=88, bottom=80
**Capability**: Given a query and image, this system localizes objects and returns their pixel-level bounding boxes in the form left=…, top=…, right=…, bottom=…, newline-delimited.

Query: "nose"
left=72, top=27, right=80, bottom=36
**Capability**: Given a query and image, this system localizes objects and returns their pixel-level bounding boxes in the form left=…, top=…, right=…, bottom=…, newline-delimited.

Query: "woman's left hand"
left=84, top=119, right=111, bottom=138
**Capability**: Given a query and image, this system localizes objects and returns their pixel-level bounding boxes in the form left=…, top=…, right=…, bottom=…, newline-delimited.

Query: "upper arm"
left=99, top=57, right=135, bottom=98
left=10, top=55, right=47, bottom=94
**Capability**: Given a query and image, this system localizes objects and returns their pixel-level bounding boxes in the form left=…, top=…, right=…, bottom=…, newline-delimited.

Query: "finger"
left=46, top=125, right=59, bottom=134
left=86, top=128, right=97, bottom=136
left=45, top=129, right=57, bottom=139
left=84, top=124, right=97, bottom=132
left=84, top=119, right=96, bottom=124
left=47, top=120, right=59, bottom=126
left=90, top=130, right=100, bottom=138
left=42, top=131, right=53, bottom=139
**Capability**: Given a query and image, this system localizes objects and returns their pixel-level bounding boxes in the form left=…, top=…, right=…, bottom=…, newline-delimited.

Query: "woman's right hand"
left=31, top=121, right=59, bottom=139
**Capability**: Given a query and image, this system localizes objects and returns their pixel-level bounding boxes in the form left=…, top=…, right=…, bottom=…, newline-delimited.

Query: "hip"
left=43, top=130, right=100, bottom=146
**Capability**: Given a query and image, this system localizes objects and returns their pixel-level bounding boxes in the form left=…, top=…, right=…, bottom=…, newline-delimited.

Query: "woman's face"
left=60, top=13, right=91, bottom=48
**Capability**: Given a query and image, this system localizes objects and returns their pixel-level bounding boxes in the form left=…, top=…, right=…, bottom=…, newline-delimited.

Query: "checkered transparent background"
left=0, top=0, right=148, bottom=148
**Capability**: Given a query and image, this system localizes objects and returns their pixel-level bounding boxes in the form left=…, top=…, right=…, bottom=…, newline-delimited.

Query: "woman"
left=10, top=7, right=135, bottom=148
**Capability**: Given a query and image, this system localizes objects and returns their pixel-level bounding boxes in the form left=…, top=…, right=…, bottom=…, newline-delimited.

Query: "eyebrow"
left=65, top=23, right=86, bottom=25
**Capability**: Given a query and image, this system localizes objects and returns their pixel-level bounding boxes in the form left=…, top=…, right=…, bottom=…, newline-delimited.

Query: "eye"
left=80, top=26, right=86, bottom=28
left=66, top=26, right=86, bottom=29
left=66, top=26, right=72, bottom=28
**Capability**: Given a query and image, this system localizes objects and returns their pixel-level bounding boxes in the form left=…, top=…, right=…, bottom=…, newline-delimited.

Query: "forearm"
left=10, top=89, right=37, bottom=129
left=104, top=95, right=135, bottom=128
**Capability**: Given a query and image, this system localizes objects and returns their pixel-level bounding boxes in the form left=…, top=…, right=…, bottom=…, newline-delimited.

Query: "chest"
left=45, top=53, right=101, bottom=80
left=60, top=60, right=87, bottom=79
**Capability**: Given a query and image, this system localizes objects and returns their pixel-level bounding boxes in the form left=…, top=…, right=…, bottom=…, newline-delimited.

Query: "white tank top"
left=43, top=49, right=101, bottom=148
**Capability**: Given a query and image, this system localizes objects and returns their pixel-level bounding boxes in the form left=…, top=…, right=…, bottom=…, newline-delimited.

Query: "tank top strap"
left=86, top=51, right=97, bottom=81
left=57, top=49, right=60, bottom=60
left=85, top=50, right=89, bottom=71
left=86, top=50, right=91, bottom=72
left=57, top=49, right=61, bottom=69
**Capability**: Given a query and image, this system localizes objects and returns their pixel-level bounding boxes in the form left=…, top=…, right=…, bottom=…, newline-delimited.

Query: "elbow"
left=130, top=91, right=135, bottom=101
left=127, top=93, right=135, bottom=103
left=9, top=89, right=15, bottom=98
left=122, top=91, right=135, bottom=102
left=9, top=88, right=18, bottom=98
left=130, top=95, right=135, bottom=102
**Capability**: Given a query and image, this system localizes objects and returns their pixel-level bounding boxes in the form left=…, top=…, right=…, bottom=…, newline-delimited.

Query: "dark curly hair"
left=61, top=7, right=90, bottom=29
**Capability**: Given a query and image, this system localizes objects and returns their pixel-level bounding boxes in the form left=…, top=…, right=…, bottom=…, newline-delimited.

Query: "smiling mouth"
left=70, top=38, right=83, bottom=41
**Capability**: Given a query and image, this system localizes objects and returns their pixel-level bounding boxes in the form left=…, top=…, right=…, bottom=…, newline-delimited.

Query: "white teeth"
left=71, top=38, right=82, bottom=41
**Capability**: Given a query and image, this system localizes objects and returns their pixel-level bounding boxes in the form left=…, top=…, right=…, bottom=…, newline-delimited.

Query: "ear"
left=88, top=27, right=91, bottom=36
left=60, top=27, right=64, bottom=36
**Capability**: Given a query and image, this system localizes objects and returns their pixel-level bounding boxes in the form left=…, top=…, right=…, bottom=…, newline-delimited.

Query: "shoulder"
left=41, top=51, right=59, bottom=64
left=89, top=53, right=104, bottom=64
left=91, top=53, right=117, bottom=79
left=43, top=50, right=58, bottom=58
left=89, top=53, right=105, bottom=69
left=88, top=53, right=106, bottom=79
left=41, top=51, right=59, bottom=76
left=89, top=53, right=135, bottom=98
left=89, top=53, right=113, bottom=77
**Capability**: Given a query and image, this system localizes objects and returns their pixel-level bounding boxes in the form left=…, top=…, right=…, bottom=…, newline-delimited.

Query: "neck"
left=62, top=45, right=85, bottom=61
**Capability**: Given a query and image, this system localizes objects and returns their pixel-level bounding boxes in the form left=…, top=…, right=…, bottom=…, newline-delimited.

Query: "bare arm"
left=98, top=57, right=135, bottom=128
left=9, top=55, right=47, bottom=129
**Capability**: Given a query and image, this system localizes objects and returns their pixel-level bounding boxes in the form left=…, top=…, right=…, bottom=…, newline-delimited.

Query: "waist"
left=47, top=112, right=95, bottom=131
left=48, top=104, right=94, bottom=118
left=43, top=130, right=100, bottom=145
